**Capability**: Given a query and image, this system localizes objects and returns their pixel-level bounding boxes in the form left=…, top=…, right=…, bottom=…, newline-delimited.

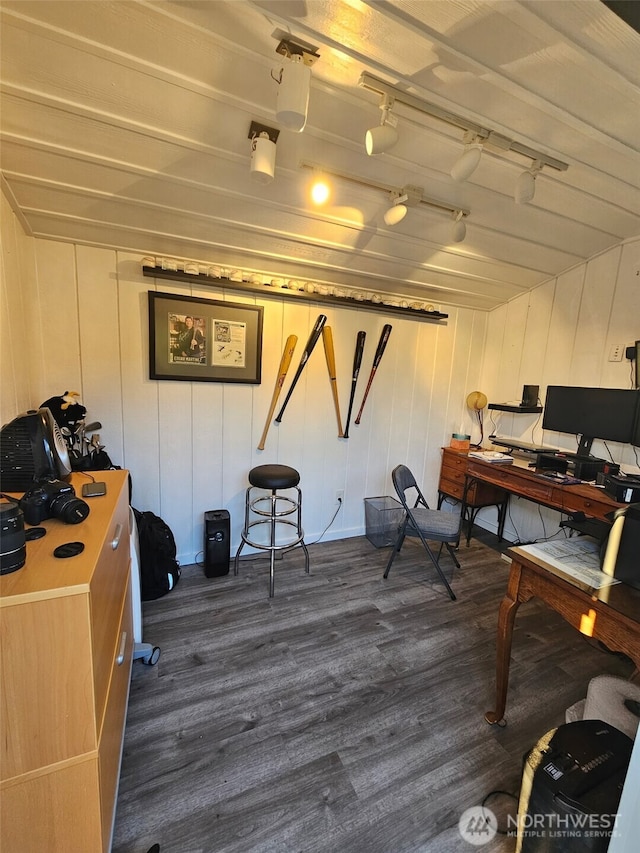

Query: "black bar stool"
left=234, top=464, right=309, bottom=597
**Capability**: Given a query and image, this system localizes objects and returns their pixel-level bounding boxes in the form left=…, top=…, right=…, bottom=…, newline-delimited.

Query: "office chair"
left=383, top=464, right=461, bottom=600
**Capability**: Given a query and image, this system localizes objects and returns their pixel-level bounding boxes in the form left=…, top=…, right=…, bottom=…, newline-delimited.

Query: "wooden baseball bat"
left=275, top=314, right=327, bottom=423
left=257, top=334, right=297, bottom=450
left=354, top=323, right=392, bottom=425
left=343, top=330, right=366, bottom=439
left=322, top=325, right=343, bottom=437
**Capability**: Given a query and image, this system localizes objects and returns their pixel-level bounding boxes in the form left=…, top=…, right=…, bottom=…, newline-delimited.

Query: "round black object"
left=53, top=542, right=85, bottom=559
left=248, top=464, right=300, bottom=490
left=0, top=499, right=26, bottom=574
left=25, top=526, right=47, bottom=541
left=50, top=491, right=90, bottom=524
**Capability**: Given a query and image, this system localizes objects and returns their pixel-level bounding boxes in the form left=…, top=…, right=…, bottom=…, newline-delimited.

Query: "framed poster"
left=148, top=291, right=263, bottom=383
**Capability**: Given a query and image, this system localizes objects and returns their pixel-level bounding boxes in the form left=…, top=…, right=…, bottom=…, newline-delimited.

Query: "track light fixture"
left=365, top=94, right=399, bottom=155
left=299, top=162, right=469, bottom=240
left=358, top=73, right=569, bottom=195
left=384, top=194, right=408, bottom=225
left=515, top=160, right=543, bottom=204
left=248, top=122, right=280, bottom=184
left=451, top=131, right=484, bottom=182
left=383, top=186, right=421, bottom=226
left=273, top=36, right=319, bottom=132
left=451, top=210, right=467, bottom=243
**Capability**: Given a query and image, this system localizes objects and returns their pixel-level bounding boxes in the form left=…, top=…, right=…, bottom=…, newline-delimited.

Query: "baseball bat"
left=275, top=314, right=327, bottom=423
left=343, top=330, right=366, bottom=439
left=354, top=323, right=392, bottom=425
left=322, top=325, right=343, bottom=437
left=257, top=335, right=298, bottom=450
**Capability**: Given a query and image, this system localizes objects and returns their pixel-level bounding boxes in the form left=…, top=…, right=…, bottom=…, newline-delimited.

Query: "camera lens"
left=1, top=499, right=27, bottom=575
left=50, top=492, right=90, bottom=524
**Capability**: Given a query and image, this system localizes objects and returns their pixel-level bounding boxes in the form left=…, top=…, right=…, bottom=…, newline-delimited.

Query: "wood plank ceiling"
left=1, top=0, right=639, bottom=311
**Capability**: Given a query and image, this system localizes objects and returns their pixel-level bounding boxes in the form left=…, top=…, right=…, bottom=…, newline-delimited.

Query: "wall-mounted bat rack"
left=141, top=263, right=449, bottom=323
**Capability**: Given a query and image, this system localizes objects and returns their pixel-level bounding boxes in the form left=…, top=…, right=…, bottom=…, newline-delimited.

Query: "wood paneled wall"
left=479, top=238, right=640, bottom=543
left=1, top=192, right=489, bottom=563
left=2, top=190, right=637, bottom=560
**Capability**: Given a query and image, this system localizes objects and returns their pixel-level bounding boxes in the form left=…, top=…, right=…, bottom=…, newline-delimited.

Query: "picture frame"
left=148, top=291, right=263, bottom=383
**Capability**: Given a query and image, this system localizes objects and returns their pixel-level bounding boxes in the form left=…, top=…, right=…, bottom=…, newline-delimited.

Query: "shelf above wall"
left=141, top=263, right=449, bottom=323
left=488, top=403, right=543, bottom=413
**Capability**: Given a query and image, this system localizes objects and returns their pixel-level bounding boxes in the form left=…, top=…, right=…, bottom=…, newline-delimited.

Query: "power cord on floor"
left=306, top=496, right=343, bottom=545
left=481, top=789, right=519, bottom=835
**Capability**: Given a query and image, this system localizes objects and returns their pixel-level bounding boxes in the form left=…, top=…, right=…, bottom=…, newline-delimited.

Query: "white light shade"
left=515, top=169, right=536, bottom=204
left=384, top=203, right=407, bottom=226
left=276, top=56, right=311, bottom=132
left=250, top=133, right=276, bottom=183
left=451, top=217, right=466, bottom=242
left=365, top=123, right=399, bottom=155
left=451, top=143, right=482, bottom=182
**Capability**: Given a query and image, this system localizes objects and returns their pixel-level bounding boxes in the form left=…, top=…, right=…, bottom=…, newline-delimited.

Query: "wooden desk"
left=437, top=447, right=509, bottom=545
left=485, top=547, right=640, bottom=726
left=465, top=455, right=622, bottom=522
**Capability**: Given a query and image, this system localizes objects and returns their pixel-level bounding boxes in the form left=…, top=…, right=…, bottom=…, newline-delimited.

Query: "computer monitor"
left=542, top=386, right=639, bottom=456
left=632, top=400, right=640, bottom=448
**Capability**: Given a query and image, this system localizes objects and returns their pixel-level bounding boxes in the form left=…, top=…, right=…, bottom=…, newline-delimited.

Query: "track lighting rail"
left=358, top=72, right=569, bottom=173
left=299, top=160, right=469, bottom=218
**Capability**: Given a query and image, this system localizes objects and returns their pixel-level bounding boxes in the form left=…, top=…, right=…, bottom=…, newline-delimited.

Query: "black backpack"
left=133, top=508, right=181, bottom=601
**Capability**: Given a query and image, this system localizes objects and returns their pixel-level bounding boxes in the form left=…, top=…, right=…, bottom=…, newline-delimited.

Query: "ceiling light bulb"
left=515, top=160, right=543, bottom=204
left=310, top=176, right=330, bottom=205
left=451, top=142, right=483, bottom=182
left=365, top=123, right=399, bottom=155
left=384, top=202, right=407, bottom=226
left=276, top=55, right=311, bottom=132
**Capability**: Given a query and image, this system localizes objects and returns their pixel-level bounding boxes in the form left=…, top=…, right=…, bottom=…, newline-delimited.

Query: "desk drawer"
left=557, top=490, right=617, bottom=521
left=467, top=461, right=554, bottom=503
left=440, top=474, right=465, bottom=501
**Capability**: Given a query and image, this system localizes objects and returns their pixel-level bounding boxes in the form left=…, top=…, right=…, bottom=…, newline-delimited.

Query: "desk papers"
left=517, top=539, right=621, bottom=589
left=468, top=451, right=514, bottom=464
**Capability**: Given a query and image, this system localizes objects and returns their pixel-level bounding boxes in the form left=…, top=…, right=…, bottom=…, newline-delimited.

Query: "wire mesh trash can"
left=364, top=496, right=404, bottom=548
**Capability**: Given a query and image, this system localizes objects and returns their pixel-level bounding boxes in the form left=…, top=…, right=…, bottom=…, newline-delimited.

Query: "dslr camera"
left=20, top=479, right=90, bottom=525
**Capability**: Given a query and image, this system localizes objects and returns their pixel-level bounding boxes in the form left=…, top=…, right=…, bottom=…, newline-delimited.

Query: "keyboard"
left=490, top=435, right=559, bottom=454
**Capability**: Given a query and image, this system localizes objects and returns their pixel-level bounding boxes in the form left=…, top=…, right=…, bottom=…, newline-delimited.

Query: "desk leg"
left=461, top=476, right=472, bottom=547
left=485, top=580, right=521, bottom=726
left=497, top=495, right=509, bottom=541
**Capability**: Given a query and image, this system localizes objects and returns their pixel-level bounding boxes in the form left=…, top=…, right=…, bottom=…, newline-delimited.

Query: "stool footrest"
left=234, top=469, right=309, bottom=597
left=242, top=517, right=306, bottom=552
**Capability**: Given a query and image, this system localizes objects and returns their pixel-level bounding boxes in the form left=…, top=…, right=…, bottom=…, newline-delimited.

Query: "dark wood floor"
left=112, top=533, right=633, bottom=853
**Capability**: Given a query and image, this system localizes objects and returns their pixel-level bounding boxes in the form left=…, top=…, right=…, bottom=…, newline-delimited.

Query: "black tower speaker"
left=521, top=384, right=539, bottom=407
left=204, top=510, right=230, bottom=577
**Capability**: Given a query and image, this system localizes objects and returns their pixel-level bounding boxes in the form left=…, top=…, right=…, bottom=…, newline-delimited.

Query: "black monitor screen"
left=542, top=386, right=639, bottom=454
left=633, top=405, right=640, bottom=447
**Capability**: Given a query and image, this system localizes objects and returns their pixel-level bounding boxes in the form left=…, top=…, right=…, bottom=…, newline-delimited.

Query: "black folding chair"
left=383, top=464, right=461, bottom=600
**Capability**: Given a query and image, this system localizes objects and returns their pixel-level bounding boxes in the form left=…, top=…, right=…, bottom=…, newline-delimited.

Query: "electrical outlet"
left=336, top=489, right=344, bottom=504
left=609, top=344, right=623, bottom=362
